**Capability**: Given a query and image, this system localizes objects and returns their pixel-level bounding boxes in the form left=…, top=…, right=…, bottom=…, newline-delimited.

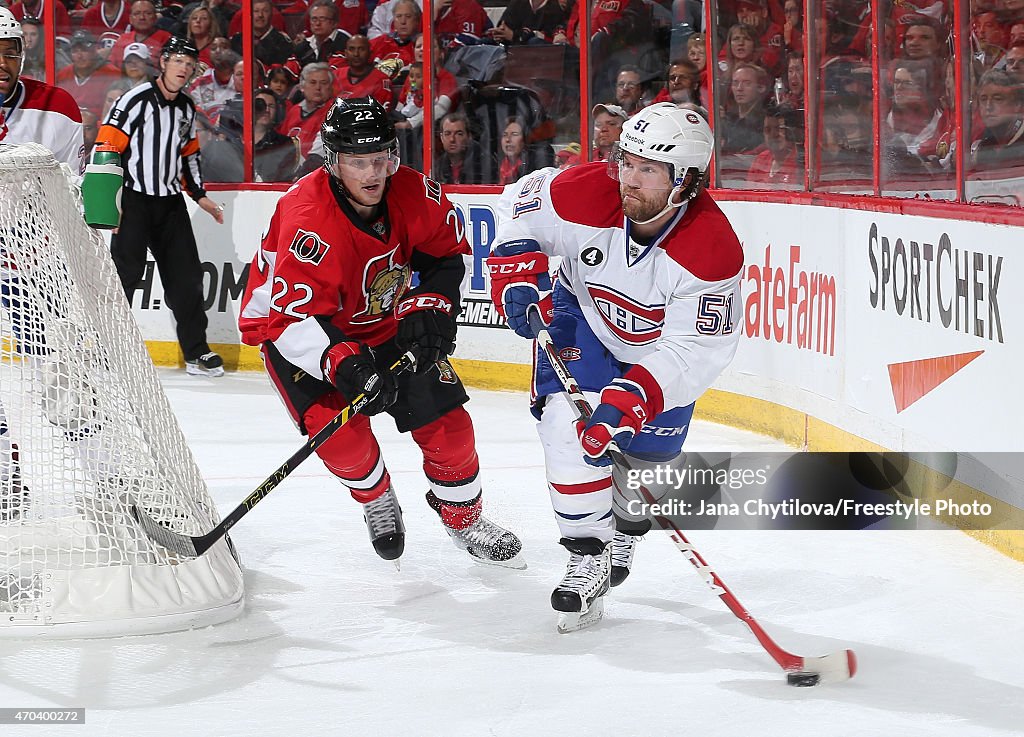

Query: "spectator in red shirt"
left=107, top=0, right=172, bottom=66
left=370, top=0, right=419, bottom=68
left=687, top=32, right=708, bottom=103
left=81, top=0, right=132, bottom=51
left=278, top=61, right=335, bottom=161
left=652, top=58, right=702, bottom=108
left=735, top=0, right=784, bottom=76
left=185, top=5, right=223, bottom=70
left=335, top=0, right=370, bottom=38
left=9, top=0, right=72, bottom=38
left=747, top=104, right=802, bottom=188
left=57, top=30, right=120, bottom=117
left=718, top=23, right=762, bottom=83
left=433, top=0, right=491, bottom=45
left=335, top=34, right=393, bottom=109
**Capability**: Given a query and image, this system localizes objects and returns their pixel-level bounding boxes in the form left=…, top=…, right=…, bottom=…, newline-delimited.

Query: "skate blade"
left=557, top=598, right=604, bottom=634
left=468, top=551, right=527, bottom=570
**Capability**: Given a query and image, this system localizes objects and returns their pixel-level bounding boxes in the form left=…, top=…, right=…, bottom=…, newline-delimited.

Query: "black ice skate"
left=362, top=486, right=405, bottom=562
left=186, top=352, right=225, bottom=377
left=610, top=531, right=640, bottom=587
left=551, top=537, right=611, bottom=633
left=426, top=491, right=525, bottom=569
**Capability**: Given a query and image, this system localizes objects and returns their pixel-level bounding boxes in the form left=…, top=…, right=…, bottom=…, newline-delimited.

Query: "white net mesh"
left=0, top=143, right=243, bottom=637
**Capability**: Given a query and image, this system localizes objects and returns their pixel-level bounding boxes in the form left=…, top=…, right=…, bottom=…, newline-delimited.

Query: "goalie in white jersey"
left=488, top=103, right=744, bottom=630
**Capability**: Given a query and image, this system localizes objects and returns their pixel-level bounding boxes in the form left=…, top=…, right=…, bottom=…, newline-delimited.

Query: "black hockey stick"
left=131, top=351, right=418, bottom=558
left=526, top=304, right=856, bottom=685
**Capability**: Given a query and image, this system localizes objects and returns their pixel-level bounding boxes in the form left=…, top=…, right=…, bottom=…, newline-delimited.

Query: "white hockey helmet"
left=0, top=8, right=23, bottom=49
left=612, top=103, right=713, bottom=198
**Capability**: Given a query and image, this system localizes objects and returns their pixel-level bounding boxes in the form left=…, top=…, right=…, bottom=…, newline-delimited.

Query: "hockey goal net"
left=0, top=143, right=243, bottom=637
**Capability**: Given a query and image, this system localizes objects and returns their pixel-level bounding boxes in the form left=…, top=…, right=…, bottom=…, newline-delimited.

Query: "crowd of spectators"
left=707, top=0, right=1024, bottom=196
left=12, top=0, right=1024, bottom=196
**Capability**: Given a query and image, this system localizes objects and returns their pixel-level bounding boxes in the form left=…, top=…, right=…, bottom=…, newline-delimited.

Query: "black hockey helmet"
left=161, top=35, right=199, bottom=60
left=322, top=97, right=397, bottom=156
left=322, top=97, right=399, bottom=181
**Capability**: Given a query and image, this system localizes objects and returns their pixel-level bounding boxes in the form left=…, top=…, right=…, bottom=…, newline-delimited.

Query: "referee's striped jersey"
left=96, top=81, right=207, bottom=200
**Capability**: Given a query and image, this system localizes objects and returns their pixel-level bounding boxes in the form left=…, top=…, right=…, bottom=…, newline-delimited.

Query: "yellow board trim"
left=145, top=342, right=1024, bottom=563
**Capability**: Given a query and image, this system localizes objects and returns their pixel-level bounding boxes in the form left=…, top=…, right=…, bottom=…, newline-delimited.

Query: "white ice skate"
left=551, top=538, right=611, bottom=633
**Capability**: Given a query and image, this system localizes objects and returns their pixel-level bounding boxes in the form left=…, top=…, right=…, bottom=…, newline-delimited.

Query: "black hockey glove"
left=395, top=293, right=457, bottom=373
left=322, top=342, right=398, bottom=416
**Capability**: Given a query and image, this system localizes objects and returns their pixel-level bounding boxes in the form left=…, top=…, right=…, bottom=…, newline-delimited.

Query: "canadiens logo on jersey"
left=352, top=245, right=411, bottom=324
left=588, top=284, right=665, bottom=346
left=288, top=229, right=331, bottom=265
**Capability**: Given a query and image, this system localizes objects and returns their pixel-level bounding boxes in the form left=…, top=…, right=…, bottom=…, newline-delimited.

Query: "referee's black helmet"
left=161, top=36, right=199, bottom=60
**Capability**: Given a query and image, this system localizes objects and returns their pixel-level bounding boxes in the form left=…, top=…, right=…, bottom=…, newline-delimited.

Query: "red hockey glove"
left=487, top=239, right=553, bottom=339
left=576, top=379, right=652, bottom=467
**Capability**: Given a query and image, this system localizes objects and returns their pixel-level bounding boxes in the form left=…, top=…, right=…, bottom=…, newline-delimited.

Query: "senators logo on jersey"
left=588, top=284, right=665, bottom=346
left=352, top=246, right=412, bottom=324
left=288, top=229, right=331, bottom=265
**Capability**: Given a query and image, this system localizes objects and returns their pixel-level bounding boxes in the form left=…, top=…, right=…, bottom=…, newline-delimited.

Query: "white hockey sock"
left=548, top=485, right=615, bottom=543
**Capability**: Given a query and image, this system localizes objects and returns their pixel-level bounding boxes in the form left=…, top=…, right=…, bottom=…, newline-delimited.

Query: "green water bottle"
left=82, top=145, right=124, bottom=229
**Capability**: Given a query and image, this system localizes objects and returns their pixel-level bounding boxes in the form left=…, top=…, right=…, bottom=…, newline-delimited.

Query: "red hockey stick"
left=526, top=305, right=856, bottom=686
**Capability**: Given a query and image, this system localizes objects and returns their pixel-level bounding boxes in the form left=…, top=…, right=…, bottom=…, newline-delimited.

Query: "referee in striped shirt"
left=95, top=36, right=226, bottom=377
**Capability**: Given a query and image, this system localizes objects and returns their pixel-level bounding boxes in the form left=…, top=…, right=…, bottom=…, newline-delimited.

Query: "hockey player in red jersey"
left=239, top=97, right=524, bottom=568
left=488, top=103, right=744, bottom=631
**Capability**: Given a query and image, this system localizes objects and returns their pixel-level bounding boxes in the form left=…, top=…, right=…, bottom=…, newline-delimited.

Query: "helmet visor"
left=326, top=145, right=400, bottom=179
left=607, top=143, right=676, bottom=189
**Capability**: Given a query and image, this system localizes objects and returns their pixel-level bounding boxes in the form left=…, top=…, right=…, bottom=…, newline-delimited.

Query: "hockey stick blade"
left=788, top=649, right=858, bottom=686
left=131, top=352, right=418, bottom=557
left=526, top=305, right=858, bottom=682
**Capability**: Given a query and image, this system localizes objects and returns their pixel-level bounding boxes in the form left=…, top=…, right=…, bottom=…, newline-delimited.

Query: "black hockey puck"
left=786, top=672, right=821, bottom=687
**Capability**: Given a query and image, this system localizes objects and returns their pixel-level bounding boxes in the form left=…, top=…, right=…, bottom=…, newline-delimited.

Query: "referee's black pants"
left=110, top=188, right=211, bottom=362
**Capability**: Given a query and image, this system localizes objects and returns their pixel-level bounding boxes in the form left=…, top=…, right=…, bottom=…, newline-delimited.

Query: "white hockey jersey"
left=494, top=162, right=744, bottom=415
left=0, top=78, right=84, bottom=172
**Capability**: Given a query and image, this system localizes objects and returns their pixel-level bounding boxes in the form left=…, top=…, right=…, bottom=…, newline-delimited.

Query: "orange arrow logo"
left=887, top=351, right=984, bottom=413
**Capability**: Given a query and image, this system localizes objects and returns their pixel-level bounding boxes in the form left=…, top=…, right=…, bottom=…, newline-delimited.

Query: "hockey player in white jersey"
left=487, top=103, right=744, bottom=631
left=0, top=8, right=86, bottom=521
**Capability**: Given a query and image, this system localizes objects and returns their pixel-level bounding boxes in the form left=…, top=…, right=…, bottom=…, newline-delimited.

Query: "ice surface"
left=1, top=370, right=1022, bottom=737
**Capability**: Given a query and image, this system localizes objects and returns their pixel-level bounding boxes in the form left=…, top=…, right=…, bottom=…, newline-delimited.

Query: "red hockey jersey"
left=239, top=167, right=469, bottom=380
